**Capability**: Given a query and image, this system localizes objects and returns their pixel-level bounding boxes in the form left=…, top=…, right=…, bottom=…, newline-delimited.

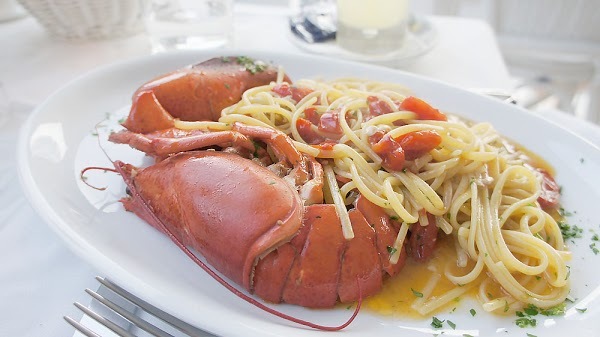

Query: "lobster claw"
left=122, top=56, right=287, bottom=133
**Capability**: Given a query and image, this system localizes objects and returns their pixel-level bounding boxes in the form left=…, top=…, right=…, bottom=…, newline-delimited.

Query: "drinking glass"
left=336, top=0, right=409, bottom=55
left=146, top=0, right=233, bottom=52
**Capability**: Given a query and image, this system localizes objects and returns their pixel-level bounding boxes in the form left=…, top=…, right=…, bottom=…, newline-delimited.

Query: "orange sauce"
left=363, top=236, right=480, bottom=317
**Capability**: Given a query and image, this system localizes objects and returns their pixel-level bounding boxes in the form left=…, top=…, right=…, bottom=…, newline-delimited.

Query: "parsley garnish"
left=515, top=317, right=537, bottom=328
left=559, top=207, right=573, bottom=217
left=576, top=308, right=587, bottom=313
left=514, top=303, right=566, bottom=329
left=447, top=320, right=456, bottom=329
left=539, top=303, right=566, bottom=316
left=411, top=288, right=423, bottom=298
left=235, top=56, right=266, bottom=74
left=590, top=242, right=599, bottom=255
left=430, top=317, right=444, bottom=328
left=387, top=245, right=398, bottom=255
left=558, top=221, right=583, bottom=240
left=527, top=334, right=538, bottom=337
left=523, top=305, right=538, bottom=316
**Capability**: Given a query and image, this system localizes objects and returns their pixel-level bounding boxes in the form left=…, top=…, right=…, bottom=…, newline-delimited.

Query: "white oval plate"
left=18, top=50, right=600, bottom=337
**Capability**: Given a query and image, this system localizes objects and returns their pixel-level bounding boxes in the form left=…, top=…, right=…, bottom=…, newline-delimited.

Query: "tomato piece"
left=400, top=96, right=447, bottom=121
left=538, top=169, right=560, bottom=210
left=312, top=141, right=337, bottom=151
left=291, top=87, right=313, bottom=102
left=396, top=130, right=442, bottom=160
left=272, top=83, right=292, bottom=97
left=371, top=135, right=405, bottom=171
left=318, top=110, right=343, bottom=135
left=272, top=83, right=313, bottom=103
left=367, top=96, right=394, bottom=118
left=303, top=107, right=320, bottom=125
left=296, top=118, right=325, bottom=145
left=408, top=212, right=438, bottom=262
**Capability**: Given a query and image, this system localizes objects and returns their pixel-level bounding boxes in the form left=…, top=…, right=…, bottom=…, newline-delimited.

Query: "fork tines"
left=65, top=276, right=211, bottom=337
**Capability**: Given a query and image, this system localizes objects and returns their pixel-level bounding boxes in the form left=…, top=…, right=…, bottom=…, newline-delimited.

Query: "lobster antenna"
left=80, top=121, right=120, bottom=190
left=112, top=160, right=362, bottom=331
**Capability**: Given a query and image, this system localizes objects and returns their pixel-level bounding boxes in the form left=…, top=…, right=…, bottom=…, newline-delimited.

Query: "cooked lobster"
left=112, top=121, right=436, bottom=307
left=104, top=56, right=440, bottom=329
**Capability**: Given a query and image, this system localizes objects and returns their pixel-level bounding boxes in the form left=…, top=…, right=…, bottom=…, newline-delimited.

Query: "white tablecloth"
left=1, top=3, right=598, bottom=337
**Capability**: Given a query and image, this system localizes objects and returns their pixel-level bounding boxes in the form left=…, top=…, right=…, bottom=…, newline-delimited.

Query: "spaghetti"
left=175, top=76, right=571, bottom=315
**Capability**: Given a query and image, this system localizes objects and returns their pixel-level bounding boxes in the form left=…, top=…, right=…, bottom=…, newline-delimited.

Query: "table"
left=1, top=3, right=598, bottom=337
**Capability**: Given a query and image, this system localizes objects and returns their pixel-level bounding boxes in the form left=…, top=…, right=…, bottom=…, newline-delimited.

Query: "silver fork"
left=65, top=277, right=215, bottom=337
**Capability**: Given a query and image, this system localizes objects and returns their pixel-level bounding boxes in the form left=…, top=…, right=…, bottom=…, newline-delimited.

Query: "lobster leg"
left=232, top=122, right=302, bottom=166
left=109, top=128, right=255, bottom=157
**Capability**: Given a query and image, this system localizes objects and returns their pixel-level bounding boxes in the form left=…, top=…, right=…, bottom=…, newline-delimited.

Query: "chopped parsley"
left=558, top=221, right=583, bottom=240
left=224, top=83, right=231, bottom=89
left=235, top=56, right=267, bottom=74
left=411, top=288, right=423, bottom=298
left=527, top=334, right=538, bottom=337
left=447, top=320, right=456, bottom=329
left=590, top=242, right=599, bottom=255
left=559, top=207, right=573, bottom=217
left=389, top=215, right=399, bottom=221
left=523, top=305, right=538, bottom=316
left=576, top=308, right=587, bottom=313
left=430, top=316, right=444, bottom=328
left=513, top=303, right=566, bottom=329
left=539, top=303, right=566, bottom=316
left=515, top=317, right=537, bottom=328
left=386, top=245, right=398, bottom=255
left=591, top=233, right=600, bottom=254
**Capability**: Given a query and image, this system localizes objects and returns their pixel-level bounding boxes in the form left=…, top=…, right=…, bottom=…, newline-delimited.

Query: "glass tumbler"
left=336, top=0, right=409, bottom=55
left=146, top=0, right=233, bottom=52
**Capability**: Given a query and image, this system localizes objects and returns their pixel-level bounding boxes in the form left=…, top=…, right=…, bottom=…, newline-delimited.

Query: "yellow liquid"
left=363, top=236, right=475, bottom=317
